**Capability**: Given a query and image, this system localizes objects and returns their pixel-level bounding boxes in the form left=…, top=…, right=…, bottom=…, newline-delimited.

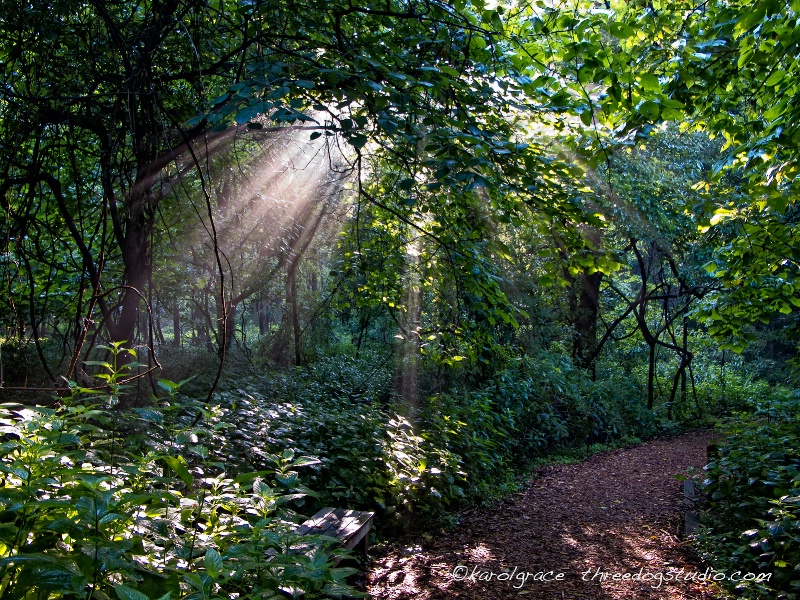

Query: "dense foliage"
left=697, top=391, right=800, bottom=598
left=2, top=0, right=800, bottom=597
left=215, top=350, right=657, bottom=524
left=0, top=348, right=362, bottom=599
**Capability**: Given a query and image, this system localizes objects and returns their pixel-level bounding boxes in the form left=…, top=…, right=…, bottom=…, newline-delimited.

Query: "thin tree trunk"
left=288, top=261, right=302, bottom=366
left=647, top=341, right=656, bottom=410
left=223, top=302, right=237, bottom=351
left=681, top=311, right=688, bottom=405
left=259, top=298, right=268, bottom=335
left=155, top=312, right=166, bottom=345
left=172, top=299, right=181, bottom=347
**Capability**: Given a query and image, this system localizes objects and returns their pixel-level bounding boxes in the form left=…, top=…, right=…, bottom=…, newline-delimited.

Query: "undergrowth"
left=694, top=389, right=800, bottom=599
left=208, top=349, right=680, bottom=532
left=0, top=343, right=362, bottom=600
left=1, top=339, right=722, bottom=599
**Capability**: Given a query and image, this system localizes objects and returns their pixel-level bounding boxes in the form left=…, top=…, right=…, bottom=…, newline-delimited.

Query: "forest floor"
left=366, top=431, right=724, bottom=600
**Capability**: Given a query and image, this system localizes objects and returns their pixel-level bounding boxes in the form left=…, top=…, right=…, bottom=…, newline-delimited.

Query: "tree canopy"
left=1, top=0, right=798, bottom=386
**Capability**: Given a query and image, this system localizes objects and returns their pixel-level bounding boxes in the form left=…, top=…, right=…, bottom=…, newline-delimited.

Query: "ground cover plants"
left=695, top=389, right=800, bottom=598
left=0, top=345, right=362, bottom=600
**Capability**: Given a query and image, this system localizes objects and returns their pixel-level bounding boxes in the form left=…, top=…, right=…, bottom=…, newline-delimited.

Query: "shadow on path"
left=368, top=432, right=721, bottom=600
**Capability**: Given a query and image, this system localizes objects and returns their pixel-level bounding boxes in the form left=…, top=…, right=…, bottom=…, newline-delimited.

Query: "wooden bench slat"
left=280, top=508, right=374, bottom=599
left=297, top=509, right=371, bottom=538
left=295, top=507, right=374, bottom=557
left=297, top=507, right=348, bottom=536
left=337, top=513, right=373, bottom=549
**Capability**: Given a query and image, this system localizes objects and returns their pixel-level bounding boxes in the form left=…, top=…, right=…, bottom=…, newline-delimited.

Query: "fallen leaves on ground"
left=367, top=432, right=723, bottom=600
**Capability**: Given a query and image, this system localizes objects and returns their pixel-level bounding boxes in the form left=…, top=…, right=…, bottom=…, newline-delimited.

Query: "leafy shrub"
left=204, top=347, right=664, bottom=531
left=688, top=358, right=796, bottom=417
left=0, top=348, right=362, bottom=600
left=696, top=392, right=800, bottom=598
left=481, top=353, right=658, bottom=454
left=591, top=372, right=659, bottom=439
left=216, top=389, right=466, bottom=530
left=421, top=391, right=518, bottom=501
left=417, top=353, right=660, bottom=503
left=283, top=349, right=393, bottom=405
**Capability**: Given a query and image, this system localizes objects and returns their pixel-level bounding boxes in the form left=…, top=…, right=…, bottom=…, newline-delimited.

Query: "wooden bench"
left=296, top=507, right=374, bottom=562
left=279, top=508, right=375, bottom=598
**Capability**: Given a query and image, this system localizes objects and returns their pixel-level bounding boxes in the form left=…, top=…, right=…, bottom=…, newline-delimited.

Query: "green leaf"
left=377, top=117, right=398, bottom=134
left=161, top=456, right=193, bottom=487
left=204, top=548, right=223, bottom=578
left=637, top=100, right=660, bottom=119
left=397, top=178, right=415, bottom=191
left=734, top=2, right=768, bottom=37
left=291, top=456, right=322, bottom=467
left=763, top=103, right=784, bottom=121
left=764, top=71, right=784, bottom=87
left=190, top=445, right=209, bottom=459
left=83, top=361, right=112, bottom=369
left=349, top=134, right=369, bottom=149
left=639, top=74, right=660, bottom=92
left=609, top=21, right=634, bottom=39
left=233, top=470, right=276, bottom=483
left=133, top=408, right=163, bottom=423
left=0, top=554, right=81, bottom=573
left=115, top=585, right=150, bottom=600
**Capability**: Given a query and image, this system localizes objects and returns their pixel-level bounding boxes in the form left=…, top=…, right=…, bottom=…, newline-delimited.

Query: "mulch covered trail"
left=367, top=432, right=722, bottom=600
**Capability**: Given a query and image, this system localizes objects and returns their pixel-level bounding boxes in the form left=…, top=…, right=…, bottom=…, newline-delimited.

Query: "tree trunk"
left=288, top=260, right=302, bottom=366
left=109, top=258, right=149, bottom=348
left=172, top=299, right=181, bottom=347
left=106, top=170, right=155, bottom=351
left=572, top=271, right=603, bottom=378
left=155, top=312, right=166, bottom=345
left=681, top=311, right=688, bottom=405
left=259, top=298, right=269, bottom=335
left=647, top=340, right=656, bottom=410
left=222, top=302, right=237, bottom=351
left=201, top=290, right=213, bottom=351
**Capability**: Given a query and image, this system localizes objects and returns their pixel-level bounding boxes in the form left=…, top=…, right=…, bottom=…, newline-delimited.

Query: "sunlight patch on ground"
left=465, top=542, right=495, bottom=563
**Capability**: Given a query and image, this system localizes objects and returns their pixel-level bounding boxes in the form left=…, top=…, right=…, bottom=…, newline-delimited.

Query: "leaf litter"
left=367, top=432, right=722, bottom=600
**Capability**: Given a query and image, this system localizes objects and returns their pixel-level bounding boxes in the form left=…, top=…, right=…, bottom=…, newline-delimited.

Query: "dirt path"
left=367, top=432, right=721, bottom=600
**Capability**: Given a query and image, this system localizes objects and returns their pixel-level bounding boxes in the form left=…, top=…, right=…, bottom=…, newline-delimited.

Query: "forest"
left=0, top=0, right=798, bottom=598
